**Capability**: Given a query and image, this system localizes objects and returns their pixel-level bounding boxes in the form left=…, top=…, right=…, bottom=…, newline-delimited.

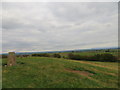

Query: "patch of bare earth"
left=65, top=69, right=108, bottom=87
left=65, top=69, right=94, bottom=76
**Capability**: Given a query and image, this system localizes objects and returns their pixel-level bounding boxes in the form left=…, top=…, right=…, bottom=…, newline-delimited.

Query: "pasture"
left=49, top=49, right=119, bottom=58
left=2, top=56, right=118, bottom=88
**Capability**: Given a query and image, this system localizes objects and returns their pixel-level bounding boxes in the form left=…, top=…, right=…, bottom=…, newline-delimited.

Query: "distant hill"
left=1, top=47, right=119, bottom=55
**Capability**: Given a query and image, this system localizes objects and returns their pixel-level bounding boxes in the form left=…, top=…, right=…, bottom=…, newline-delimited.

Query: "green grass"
left=50, top=49, right=119, bottom=58
left=2, top=57, right=118, bottom=88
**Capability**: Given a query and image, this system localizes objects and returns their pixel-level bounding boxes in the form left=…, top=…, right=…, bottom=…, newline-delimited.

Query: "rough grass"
left=2, top=57, right=118, bottom=88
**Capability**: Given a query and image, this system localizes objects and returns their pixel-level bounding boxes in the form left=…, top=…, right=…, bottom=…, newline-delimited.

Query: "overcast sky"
left=2, top=2, right=118, bottom=53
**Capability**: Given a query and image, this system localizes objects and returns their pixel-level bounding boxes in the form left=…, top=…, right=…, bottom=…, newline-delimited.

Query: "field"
left=49, top=49, right=119, bottom=58
left=2, top=56, right=118, bottom=88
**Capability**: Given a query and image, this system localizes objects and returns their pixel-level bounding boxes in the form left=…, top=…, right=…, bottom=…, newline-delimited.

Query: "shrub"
left=63, top=56, right=66, bottom=58
left=22, top=55, right=30, bottom=57
left=32, top=53, right=50, bottom=57
left=68, top=53, right=83, bottom=60
left=105, top=49, right=110, bottom=52
left=52, top=54, right=61, bottom=58
left=16, top=55, right=20, bottom=57
left=68, top=53, right=75, bottom=59
left=68, top=53, right=118, bottom=62
left=93, top=53, right=117, bottom=62
left=1, top=55, right=7, bottom=58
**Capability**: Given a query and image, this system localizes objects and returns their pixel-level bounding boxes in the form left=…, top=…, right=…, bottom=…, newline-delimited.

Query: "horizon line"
left=1, top=46, right=119, bottom=54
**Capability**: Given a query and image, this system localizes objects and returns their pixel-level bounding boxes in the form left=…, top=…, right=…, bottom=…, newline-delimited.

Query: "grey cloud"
left=2, top=2, right=118, bottom=53
left=3, top=20, right=27, bottom=30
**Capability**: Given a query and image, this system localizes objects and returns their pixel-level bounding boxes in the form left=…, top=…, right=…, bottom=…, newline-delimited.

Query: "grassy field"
left=49, top=49, right=119, bottom=58
left=2, top=56, right=118, bottom=88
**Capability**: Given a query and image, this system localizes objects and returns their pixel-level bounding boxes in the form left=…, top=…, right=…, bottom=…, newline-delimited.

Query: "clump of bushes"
left=68, top=53, right=82, bottom=60
left=52, top=53, right=61, bottom=58
left=68, top=53, right=118, bottom=62
left=1, top=55, right=8, bottom=58
left=92, top=54, right=117, bottom=62
left=32, top=53, right=62, bottom=58
left=32, top=53, right=50, bottom=57
left=22, top=55, right=30, bottom=57
left=62, top=56, right=66, bottom=59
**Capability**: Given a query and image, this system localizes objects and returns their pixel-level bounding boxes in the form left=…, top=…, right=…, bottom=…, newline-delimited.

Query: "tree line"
left=1, top=53, right=119, bottom=62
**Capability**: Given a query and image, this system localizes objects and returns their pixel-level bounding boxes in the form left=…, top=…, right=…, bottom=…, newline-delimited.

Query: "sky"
left=2, top=2, right=118, bottom=53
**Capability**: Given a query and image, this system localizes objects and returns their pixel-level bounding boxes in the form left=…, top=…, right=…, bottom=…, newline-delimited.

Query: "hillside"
left=2, top=57, right=118, bottom=88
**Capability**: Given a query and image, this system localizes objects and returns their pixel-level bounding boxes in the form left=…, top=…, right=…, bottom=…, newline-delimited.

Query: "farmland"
left=49, top=49, right=119, bottom=57
left=2, top=51, right=118, bottom=88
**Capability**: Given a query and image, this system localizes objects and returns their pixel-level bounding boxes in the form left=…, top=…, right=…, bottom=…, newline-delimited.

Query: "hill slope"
left=2, top=57, right=118, bottom=88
